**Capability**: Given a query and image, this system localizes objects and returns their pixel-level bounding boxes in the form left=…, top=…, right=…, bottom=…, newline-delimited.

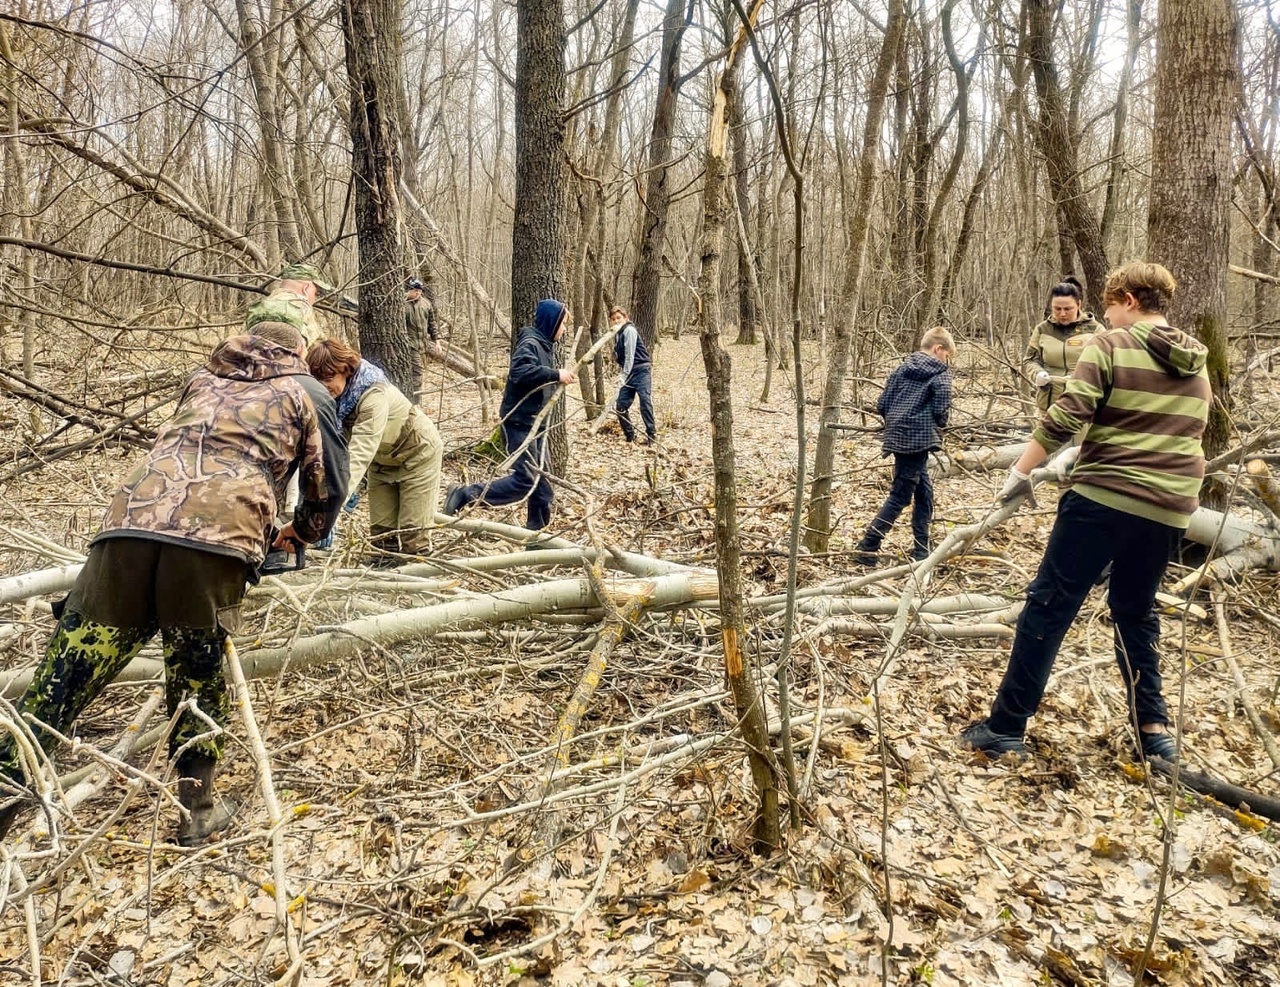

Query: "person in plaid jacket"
left=854, top=327, right=955, bottom=565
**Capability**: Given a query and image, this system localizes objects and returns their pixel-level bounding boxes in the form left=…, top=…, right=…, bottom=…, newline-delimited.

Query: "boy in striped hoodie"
left=961, top=262, right=1210, bottom=762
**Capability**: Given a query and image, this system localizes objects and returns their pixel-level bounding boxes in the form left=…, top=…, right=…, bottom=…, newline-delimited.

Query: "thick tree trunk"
left=342, top=0, right=416, bottom=394
left=512, top=0, right=568, bottom=473
left=1147, top=0, right=1237, bottom=468
left=630, top=0, right=691, bottom=353
left=804, top=0, right=905, bottom=554
left=511, top=0, right=567, bottom=335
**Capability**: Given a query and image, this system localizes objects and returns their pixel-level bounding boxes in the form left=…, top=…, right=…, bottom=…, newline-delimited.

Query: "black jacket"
left=499, top=299, right=565, bottom=433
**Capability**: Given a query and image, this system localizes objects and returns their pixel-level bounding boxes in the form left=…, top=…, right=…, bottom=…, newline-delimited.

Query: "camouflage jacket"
left=245, top=287, right=322, bottom=345
left=96, top=335, right=349, bottom=565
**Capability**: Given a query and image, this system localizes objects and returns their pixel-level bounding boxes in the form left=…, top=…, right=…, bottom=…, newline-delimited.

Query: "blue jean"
left=857, top=451, right=933, bottom=557
left=457, top=423, right=554, bottom=530
left=987, top=491, right=1178, bottom=736
left=616, top=365, right=655, bottom=441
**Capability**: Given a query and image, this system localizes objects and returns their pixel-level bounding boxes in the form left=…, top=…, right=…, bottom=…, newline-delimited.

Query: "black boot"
left=176, top=754, right=236, bottom=847
left=0, top=797, right=22, bottom=841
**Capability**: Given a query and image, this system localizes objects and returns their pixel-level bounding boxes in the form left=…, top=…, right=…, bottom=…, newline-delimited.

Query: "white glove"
left=1033, top=370, right=1051, bottom=389
left=997, top=465, right=1037, bottom=508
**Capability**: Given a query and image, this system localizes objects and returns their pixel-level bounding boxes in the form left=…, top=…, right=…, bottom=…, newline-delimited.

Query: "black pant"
left=616, top=365, right=655, bottom=441
left=987, top=491, right=1179, bottom=737
left=857, top=451, right=933, bottom=557
left=458, top=423, right=554, bottom=530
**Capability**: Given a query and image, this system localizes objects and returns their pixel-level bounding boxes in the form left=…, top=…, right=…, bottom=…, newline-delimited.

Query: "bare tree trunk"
left=1023, top=0, right=1108, bottom=312
left=728, top=60, right=761, bottom=346
left=696, top=0, right=779, bottom=853
left=1147, top=0, right=1238, bottom=470
left=804, top=0, right=905, bottom=554
left=342, top=0, right=416, bottom=394
left=234, top=0, right=304, bottom=263
left=630, top=0, right=692, bottom=353
left=513, top=0, right=569, bottom=471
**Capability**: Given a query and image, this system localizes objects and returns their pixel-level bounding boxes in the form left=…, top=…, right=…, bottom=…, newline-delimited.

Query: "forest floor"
left=1, top=333, right=1279, bottom=987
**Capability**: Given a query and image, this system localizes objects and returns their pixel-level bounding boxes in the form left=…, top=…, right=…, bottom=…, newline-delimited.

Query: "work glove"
left=1033, top=370, right=1051, bottom=389
left=997, top=465, right=1037, bottom=508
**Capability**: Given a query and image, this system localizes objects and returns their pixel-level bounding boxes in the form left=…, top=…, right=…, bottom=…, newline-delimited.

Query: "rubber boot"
left=176, top=754, right=236, bottom=847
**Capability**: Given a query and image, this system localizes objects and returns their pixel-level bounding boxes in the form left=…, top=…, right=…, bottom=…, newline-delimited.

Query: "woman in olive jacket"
left=308, top=338, right=443, bottom=555
left=1023, top=276, right=1104, bottom=414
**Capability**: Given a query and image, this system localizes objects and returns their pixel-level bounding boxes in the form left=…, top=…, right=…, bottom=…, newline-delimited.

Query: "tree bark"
left=696, top=0, right=781, bottom=852
left=1147, top=0, right=1238, bottom=468
left=343, top=0, right=416, bottom=395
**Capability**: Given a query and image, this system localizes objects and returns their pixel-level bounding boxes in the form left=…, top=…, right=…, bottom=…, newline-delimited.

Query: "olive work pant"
left=0, top=537, right=250, bottom=795
left=369, top=411, right=444, bottom=554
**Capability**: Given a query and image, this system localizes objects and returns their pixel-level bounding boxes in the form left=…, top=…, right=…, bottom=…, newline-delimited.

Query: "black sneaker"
left=960, top=720, right=1028, bottom=757
left=853, top=549, right=878, bottom=567
left=1138, top=730, right=1177, bottom=762
left=910, top=548, right=930, bottom=562
left=443, top=485, right=468, bottom=516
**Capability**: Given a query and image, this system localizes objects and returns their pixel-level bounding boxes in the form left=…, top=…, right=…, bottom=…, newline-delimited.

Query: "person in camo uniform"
left=245, top=262, right=334, bottom=346
left=0, top=323, right=348, bottom=845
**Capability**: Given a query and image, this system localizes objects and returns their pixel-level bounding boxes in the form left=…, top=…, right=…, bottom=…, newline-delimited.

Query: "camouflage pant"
left=0, top=610, right=229, bottom=793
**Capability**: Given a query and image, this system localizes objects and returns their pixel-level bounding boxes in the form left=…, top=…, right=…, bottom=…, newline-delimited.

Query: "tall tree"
left=630, top=0, right=692, bottom=352
left=804, top=0, right=905, bottom=554
left=343, top=0, right=416, bottom=393
left=1147, top=0, right=1238, bottom=463
left=512, top=0, right=569, bottom=472
left=695, top=0, right=780, bottom=851
left=1023, top=0, right=1108, bottom=313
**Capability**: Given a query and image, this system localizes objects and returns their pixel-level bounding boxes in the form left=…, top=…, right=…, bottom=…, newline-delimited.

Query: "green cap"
left=280, top=262, right=335, bottom=292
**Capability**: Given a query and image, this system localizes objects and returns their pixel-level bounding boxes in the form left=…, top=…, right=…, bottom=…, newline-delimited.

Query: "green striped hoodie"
left=1032, top=322, right=1211, bottom=529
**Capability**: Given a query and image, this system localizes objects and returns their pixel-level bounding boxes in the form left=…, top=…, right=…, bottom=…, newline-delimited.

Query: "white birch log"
left=1, top=571, right=719, bottom=698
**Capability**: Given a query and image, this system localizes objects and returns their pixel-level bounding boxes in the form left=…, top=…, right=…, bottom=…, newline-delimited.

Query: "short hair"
left=249, top=320, right=304, bottom=353
left=1103, top=262, right=1177, bottom=314
left=306, top=338, right=362, bottom=381
left=1049, top=275, right=1083, bottom=304
left=609, top=307, right=629, bottom=320
left=920, top=326, right=956, bottom=355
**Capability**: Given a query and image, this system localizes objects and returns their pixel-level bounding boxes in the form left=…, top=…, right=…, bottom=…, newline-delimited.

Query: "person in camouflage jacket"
left=0, top=327, right=349, bottom=846
left=244, top=262, right=334, bottom=346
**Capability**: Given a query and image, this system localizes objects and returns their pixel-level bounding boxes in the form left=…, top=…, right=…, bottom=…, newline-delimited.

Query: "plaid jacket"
left=876, top=351, right=952, bottom=455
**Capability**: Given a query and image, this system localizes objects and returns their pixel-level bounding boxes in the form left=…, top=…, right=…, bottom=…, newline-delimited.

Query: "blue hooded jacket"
left=499, top=299, right=566, bottom=432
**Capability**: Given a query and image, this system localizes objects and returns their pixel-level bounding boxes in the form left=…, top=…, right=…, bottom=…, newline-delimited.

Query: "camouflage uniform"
left=0, top=335, right=349, bottom=819
left=245, top=287, right=323, bottom=346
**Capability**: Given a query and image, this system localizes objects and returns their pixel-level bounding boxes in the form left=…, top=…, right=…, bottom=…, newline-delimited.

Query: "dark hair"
left=1103, top=262, right=1177, bottom=314
left=306, top=338, right=361, bottom=381
left=1048, top=276, right=1083, bottom=304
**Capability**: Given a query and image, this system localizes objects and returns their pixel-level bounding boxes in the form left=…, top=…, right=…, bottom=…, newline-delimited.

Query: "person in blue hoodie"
left=854, top=327, right=955, bottom=565
left=444, top=299, right=577, bottom=531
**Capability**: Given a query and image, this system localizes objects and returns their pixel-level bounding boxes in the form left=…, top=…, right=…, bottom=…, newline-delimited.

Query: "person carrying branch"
left=0, top=322, right=348, bottom=845
left=609, top=307, right=656, bottom=445
left=853, top=327, right=956, bottom=565
left=961, top=262, right=1210, bottom=762
left=1023, top=275, right=1102, bottom=415
left=444, top=299, right=576, bottom=533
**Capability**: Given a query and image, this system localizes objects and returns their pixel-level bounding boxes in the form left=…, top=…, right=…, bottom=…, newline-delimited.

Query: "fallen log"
left=1, top=570, right=718, bottom=698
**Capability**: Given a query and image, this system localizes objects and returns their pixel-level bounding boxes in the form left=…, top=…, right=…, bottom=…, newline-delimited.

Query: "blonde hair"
left=920, top=326, right=956, bottom=355
left=1103, top=262, right=1177, bottom=314
left=609, top=306, right=629, bottom=320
